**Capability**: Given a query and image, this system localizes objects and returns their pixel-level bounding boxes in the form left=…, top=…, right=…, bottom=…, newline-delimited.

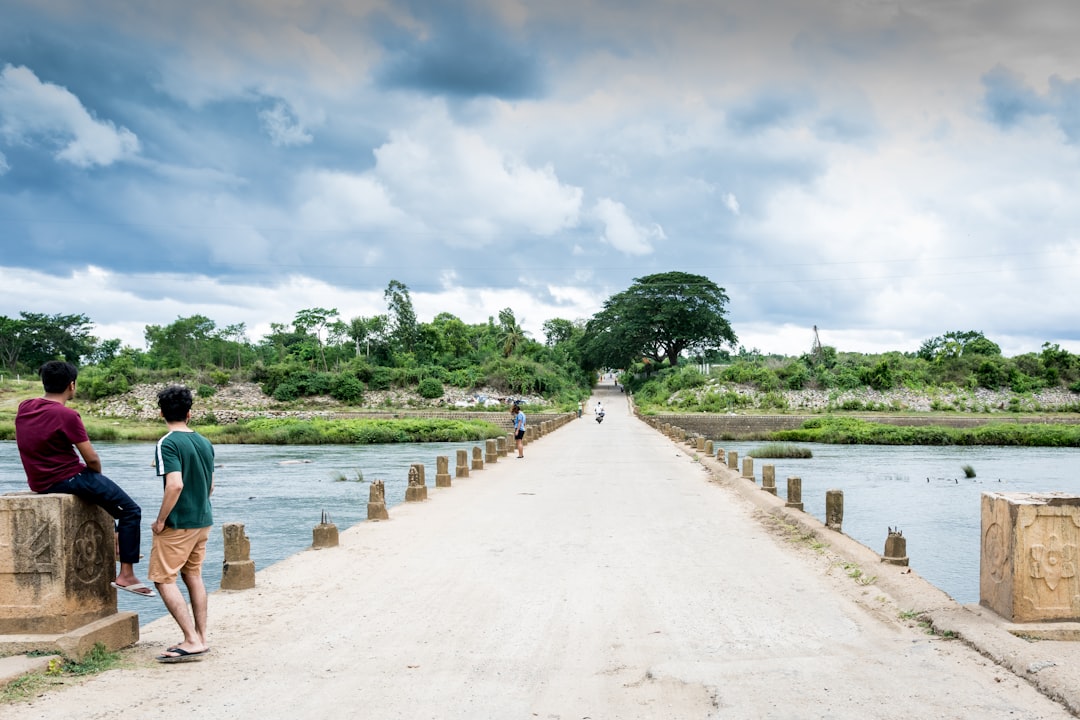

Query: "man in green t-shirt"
left=150, top=385, right=215, bottom=663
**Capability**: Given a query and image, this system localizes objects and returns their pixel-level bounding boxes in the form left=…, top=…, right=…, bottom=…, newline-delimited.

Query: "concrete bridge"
left=4, top=384, right=1080, bottom=718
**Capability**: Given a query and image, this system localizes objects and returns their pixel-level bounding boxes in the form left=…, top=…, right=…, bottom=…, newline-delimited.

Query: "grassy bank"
left=0, top=417, right=506, bottom=445
left=772, top=417, right=1080, bottom=447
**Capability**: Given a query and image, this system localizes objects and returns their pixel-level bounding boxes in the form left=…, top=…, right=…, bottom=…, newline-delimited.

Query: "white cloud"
left=724, top=192, right=740, bottom=215
left=0, top=64, right=139, bottom=167
left=0, top=150, right=8, bottom=175
left=259, top=102, right=313, bottom=147
left=592, top=198, right=662, bottom=255
left=370, top=113, right=584, bottom=244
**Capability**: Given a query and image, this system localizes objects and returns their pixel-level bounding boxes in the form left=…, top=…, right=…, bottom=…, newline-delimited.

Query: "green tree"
left=15, top=312, right=97, bottom=369
left=497, top=308, right=528, bottom=358
left=384, top=279, right=418, bottom=355
left=582, top=272, right=737, bottom=369
left=293, top=307, right=340, bottom=372
left=144, top=315, right=217, bottom=369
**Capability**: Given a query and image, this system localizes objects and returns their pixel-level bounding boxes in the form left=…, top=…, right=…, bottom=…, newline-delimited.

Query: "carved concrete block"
left=472, top=446, right=484, bottom=471
left=435, top=455, right=452, bottom=488
left=455, top=450, right=470, bottom=478
left=367, top=479, right=389, bottom=520
left=981, top=492, right=1080, bottom=622
left=0, top=493, right=117, bottom=634
left=485, top=439, right=498, bottom=464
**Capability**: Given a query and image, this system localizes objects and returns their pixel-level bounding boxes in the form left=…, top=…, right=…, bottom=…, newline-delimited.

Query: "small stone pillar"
left=785, top=477, right=804, bottom=511
left=0, top=493, right=138, bottom=660
left=980, top=492, right=1080, bottom=622
left=882, top=527, right=909, bottom=567
left=221, top=522, right=256, bottom=590
left=435, top=455, right=452, bottom=487
left=727, top=451, right=738, bottom=470
left=497, top=436, right=508, bottom=457
left=367, top=480, right=389, bottom=520
left=715, top=447, right=725, bottom=462
left=741, top=457, right=754, bottom=482
left=312, top=510, right=339, bottom=548
left=405, top=465, right=427, bottom=502
left=472, top=446, right=484, bottom=471
left=704, top=440, right=714, bottom=456
left=762, top=464, right=777, bottom=496
left=696, top=437, right=706, bottom=452
left=455, top=449, right=470, bottom=478
left=485, top=439, right=499, bottom=464
left=825, top=490, right=844, bottom=532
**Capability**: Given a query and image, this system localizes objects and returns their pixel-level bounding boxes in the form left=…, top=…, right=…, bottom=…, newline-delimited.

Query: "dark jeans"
left=45, top=470, right=143, bottom=565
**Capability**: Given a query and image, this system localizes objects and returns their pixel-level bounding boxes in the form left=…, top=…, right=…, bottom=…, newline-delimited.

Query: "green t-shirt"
left=154, top=430, right=214, bottom=529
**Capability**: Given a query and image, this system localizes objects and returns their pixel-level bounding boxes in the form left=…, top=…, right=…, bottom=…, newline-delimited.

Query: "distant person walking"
left=594, top=401, right=605, bottom=424
left=15, top=361, right=153, bottom=597
left=512, top=404, right=526, bottom=458
left=151, top=385, right=215, bottom=663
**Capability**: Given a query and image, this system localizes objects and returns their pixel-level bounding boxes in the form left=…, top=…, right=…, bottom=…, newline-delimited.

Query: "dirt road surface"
left=5, top=386, right=1076, bottom=719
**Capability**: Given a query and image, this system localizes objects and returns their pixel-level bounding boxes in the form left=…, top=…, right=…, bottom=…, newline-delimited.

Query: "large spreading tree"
left=583, top=271, right=737, bottom=369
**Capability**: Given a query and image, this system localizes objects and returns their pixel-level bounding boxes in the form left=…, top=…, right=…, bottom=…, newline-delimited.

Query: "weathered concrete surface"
left=3, top=386, right=1078, bottom=719
left=981, top=492, right=1080, bottom=623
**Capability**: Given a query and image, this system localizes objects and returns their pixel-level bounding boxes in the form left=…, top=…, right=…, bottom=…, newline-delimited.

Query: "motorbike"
left=595, top=410, right=605, bottom=424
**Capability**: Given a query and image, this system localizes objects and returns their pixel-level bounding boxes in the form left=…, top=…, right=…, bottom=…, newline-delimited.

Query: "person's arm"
left=152, top=471, right=184, bottom=534
left=74, top=440, right=102, bottom=473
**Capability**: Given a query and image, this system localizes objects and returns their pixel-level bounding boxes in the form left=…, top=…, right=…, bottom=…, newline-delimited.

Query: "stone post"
left=696, top=437, right=706, bottom=452
left=472, top=446, right=484, bottom=471
left=497, top=436, right=508, bottom=457
left=455, top=449, right=470, bottom=478
left=221, top=522, right=256, bottom=590
left=435, top=455, right=452, bottom=487
left=715, top=447, right=725, bottom=462
left=825, top=490, right=844, bottom=532
left=741, top=457, right=754, bottom=482
left=485, top=439, right=499, bottom=464
left=727, top=451, right=738, bottom=470
left=762, top=464, right=777, bottom=496
left=980, top=492, right=1080, bottom=622
left=882, top=527, right=909, bottom=567
left=405, top=465, right=427, bottom=502
left=312, top=510, right=339, bottom=548
left=785, top=477, right=804, bottom=511
left=0, top=493, right=139, bottom=660
left=704, top=440, right=714, bottom=456
left=367, top=480, right=389, bottom=520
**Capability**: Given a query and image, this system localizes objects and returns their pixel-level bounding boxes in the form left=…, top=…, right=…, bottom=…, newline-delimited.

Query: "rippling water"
left=717, top=441, right=1079, bottom=605
left=3, top=439, right=1077, bottom=623
left=0, top=440, right=485, bottom=625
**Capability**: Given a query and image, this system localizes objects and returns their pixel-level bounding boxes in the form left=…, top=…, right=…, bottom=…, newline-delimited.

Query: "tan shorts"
left=149, top=526, right=211, bottom=584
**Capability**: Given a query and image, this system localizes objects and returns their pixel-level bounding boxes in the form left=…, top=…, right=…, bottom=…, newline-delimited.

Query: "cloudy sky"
left=2, top=0, right=1079, bottom=358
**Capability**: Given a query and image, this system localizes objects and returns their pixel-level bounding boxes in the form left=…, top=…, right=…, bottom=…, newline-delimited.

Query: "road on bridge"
left=5, top=384, right=1075, bottom=719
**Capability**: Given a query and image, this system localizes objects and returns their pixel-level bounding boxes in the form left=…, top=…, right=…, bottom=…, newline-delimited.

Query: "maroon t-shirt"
left=14, top=397, right=89, bottom=492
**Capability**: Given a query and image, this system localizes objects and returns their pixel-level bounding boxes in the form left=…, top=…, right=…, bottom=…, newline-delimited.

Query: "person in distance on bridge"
left=512, top=403, right=526, bottom=458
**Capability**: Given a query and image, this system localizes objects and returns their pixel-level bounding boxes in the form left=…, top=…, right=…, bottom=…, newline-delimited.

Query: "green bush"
left=368, top=366, right=393, bottom=390
left=417, top=377, right=445, bottom=399
left=331, top=374, right=365, bottom=404
left=197, top=384, right=216, bottom=398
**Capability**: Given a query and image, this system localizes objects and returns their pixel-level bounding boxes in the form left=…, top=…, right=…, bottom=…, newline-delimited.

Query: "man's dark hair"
left=157, top=385, right=194, bottom=422
left=40, top=361, right=78, bottom=393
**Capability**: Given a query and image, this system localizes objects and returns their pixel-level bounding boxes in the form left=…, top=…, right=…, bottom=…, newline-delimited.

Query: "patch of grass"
left=898, top=609, right=923, bottom=621
left=961, top=464, right=976, bottom=478
left=747, top=443, right=813, bottom=459
left=840, top=561, right=877, bottom=586
left=1, top=643, right=121, bottom=704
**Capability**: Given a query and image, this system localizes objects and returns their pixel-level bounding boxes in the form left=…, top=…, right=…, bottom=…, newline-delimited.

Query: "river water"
left=0, top=439, right=485, bottom=625
left=717, top=441, right=1079, bottom=606
left=2, top=440, right=1077, bottom=623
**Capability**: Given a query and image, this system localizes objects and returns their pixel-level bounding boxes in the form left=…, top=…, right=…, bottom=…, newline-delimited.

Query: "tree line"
left=3, top=273, right=1077, bottom=409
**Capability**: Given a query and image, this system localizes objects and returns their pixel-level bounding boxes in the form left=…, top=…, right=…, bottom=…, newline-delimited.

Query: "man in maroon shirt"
left=15, top=361, right=154, bottom=597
